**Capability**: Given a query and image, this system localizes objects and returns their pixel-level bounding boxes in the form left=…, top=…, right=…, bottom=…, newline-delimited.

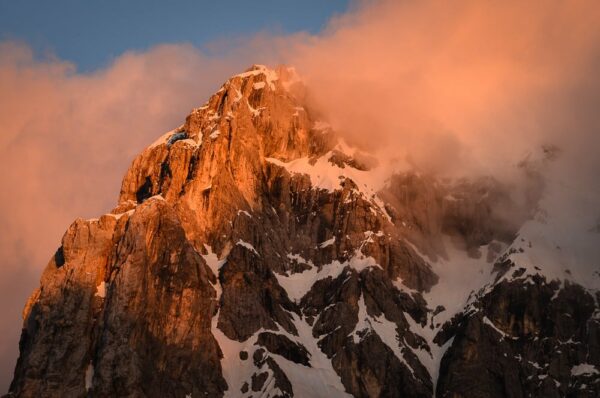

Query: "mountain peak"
left=8, top=65, right=600, bottom=398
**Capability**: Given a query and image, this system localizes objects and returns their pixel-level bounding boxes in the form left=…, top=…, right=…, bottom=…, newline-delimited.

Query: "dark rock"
left=437, top=278, right=600, bottom=398
left=256, top=332, right=311, bottom=367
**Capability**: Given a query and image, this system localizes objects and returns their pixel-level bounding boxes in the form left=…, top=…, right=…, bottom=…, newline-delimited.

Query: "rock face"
left=7, top=65, right=599, bottom=397
left=11, top=201, right=225, bottom=398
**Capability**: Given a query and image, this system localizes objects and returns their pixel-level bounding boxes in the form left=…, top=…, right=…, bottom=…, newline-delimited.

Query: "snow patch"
left=496, top=161, right=600, bottom=291
left=236, top=240, right=259, bottom=256
left=107, top=208, right=136, bottom=221
left=95, top=281, right=106, bottom=299
left=482, top=316, right=514, bottom=339
left=235, top=65, right=279, bottom=90
left=286, top=253, right=314, bottom=267
left=265, top=152, right=391, bottom=220
left=276, top=271, right=318, bottom=304
left=319, top=237, right=336, bottom=248
left=237, top=210, right=252, bottom=218
left=275, top=250, right=380, bottom=303
left=201, top=245, right=227, bottom=277
left=424, top=237, right=499, bottom=327
left=211, top=312, right=263, bottom=397
left=273, top=313, right=352, bottom=397
left=571, top=363, right=599, bottom=376
left=179, top=138, right=199, bottom=147
left=350, top=295, right=417, bottom=377
left=85, top=362, right=94, bottom=391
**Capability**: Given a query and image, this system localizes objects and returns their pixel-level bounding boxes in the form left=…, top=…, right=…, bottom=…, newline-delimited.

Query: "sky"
left=0, top=0, right=349, bottom=71
left=1, top=0, right=600, bottom=394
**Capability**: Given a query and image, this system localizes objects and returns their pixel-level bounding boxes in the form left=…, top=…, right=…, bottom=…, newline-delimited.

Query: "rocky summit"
left=7, top=65, right=600, bottom=397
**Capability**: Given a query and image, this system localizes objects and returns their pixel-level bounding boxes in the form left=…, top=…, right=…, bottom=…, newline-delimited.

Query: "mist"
left=285, top=0, right=600, bottom=270
left=289, top=0, right=600, bottom=182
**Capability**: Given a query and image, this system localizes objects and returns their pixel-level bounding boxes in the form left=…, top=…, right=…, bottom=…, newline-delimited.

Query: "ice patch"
left=496, top=162, right=600, bottom=291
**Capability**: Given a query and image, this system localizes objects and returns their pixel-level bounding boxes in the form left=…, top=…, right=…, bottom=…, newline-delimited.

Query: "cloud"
left=288, top=0, right=600, bottom=181
left=283, top=1, right=600, bottom=271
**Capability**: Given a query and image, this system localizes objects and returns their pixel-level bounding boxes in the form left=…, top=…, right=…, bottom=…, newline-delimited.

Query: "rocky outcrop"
left=436, top=264, right=600, bottom=398
left=302, top=266, right=432, bottom=397
left=255, top=332, right=311, bottom=367
left=10, top=199, right=226, bottom=397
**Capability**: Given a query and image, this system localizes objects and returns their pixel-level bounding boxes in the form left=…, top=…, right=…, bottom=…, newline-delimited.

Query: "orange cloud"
left=288, top=0, right=600, bottom=179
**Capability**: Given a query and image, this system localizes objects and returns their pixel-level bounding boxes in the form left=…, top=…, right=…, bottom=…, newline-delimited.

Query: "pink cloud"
left=288, top=0, right=600, bottom=179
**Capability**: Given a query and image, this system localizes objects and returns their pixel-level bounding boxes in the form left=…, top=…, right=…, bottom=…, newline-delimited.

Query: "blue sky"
left=0, top=0, right=349, bottom=71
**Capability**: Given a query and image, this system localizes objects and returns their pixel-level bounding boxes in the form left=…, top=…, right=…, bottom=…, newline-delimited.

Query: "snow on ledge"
left=571, top=363, right=599, bottom=376
left=237, top=210, right=252, bottom=218
left=482, top=316, right=515, bottom=339
left=275, top=250, right=380, bottom=303
left=319, top=237, right=336, bottom=248
left=236, top=239, right=259, bottom=256
left=235, top=65, right=279, bottom=90
left=85, top=362, right=94, bottom=391
left=265, top=152, right=392, bottom=222
left=95, top=281, right=106, bottom=299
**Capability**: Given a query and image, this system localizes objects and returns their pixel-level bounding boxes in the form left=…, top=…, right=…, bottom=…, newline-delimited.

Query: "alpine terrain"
left=7, top=65, right=600, bottom=397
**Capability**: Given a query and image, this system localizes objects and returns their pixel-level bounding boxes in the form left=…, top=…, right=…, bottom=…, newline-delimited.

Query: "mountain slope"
left=8, top=65, right=599, bottom=397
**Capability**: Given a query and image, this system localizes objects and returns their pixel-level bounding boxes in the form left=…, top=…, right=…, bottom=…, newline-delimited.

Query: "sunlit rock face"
left=8, top=65, right=599, bottom=397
